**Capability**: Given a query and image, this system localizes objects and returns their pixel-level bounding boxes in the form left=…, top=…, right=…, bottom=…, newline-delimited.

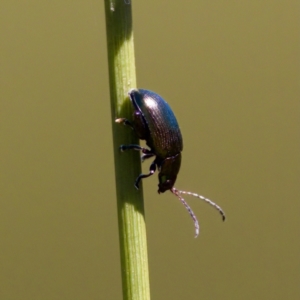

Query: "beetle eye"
left=158, top=178, right=175, bottom=193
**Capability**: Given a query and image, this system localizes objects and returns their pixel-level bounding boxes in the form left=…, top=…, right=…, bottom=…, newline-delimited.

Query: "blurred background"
left=1, top=1, right=299, bottom=299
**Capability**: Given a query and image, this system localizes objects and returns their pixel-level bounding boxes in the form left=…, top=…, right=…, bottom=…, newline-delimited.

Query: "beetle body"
left=131, top=89, right=183, bottom=158
left=116, top=88, right=225, bottom=237
left=117, top=89, right=183, bottom=193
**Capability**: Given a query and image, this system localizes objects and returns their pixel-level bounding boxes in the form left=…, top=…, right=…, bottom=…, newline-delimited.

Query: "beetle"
left=116, top=88, right=225, bottom=237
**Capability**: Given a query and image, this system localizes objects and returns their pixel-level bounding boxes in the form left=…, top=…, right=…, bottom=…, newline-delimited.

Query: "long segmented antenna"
left=172, top=188, right=200, bottom=237
left=178, top=190, right=226, bottom=221
left=171, top=187, right=226, bottom=237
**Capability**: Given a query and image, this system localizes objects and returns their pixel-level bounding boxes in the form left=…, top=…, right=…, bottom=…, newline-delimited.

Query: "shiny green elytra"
left=116, top=88, right=225, bottom=237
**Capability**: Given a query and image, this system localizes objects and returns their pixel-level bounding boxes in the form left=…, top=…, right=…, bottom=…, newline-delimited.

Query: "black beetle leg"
left=120, top=144, right=145, bottom=152
left=115, top=118, right=134, bottom=129
left=135, top=161, right=157, bottom=189
left=119, top=144, right=154, bottom=157
left=141, top=153, right=155, bottom=162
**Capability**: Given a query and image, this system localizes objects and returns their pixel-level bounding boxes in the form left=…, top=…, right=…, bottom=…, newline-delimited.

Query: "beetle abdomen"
left=129, top=89, right=183, bottom=158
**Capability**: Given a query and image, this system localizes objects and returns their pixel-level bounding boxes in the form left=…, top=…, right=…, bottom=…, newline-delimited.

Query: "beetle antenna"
left=171, top=188, right=200, bottom=237
left=177, top=190, right=226, bottom=222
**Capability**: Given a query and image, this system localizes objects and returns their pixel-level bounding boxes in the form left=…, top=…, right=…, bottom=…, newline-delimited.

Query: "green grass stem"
left=104, top=1, right=151, bottom=299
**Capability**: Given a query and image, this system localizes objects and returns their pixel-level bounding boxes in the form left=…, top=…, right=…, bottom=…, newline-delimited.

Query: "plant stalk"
left=104, top=1, right=151, bottom=299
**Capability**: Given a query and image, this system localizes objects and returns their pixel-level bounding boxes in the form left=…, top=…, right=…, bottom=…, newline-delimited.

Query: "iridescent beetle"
left=116, top=89, right=225, bottom=237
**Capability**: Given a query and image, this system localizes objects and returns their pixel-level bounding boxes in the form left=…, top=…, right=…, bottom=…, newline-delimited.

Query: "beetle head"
left=158, top=153, right=181, bottom=193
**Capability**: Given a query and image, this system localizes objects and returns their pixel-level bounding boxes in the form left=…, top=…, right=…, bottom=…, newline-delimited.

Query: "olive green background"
left=1, top=1, right=299, bottom=299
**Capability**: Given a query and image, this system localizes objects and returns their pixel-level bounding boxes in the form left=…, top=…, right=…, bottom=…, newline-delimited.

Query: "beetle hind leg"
left=115, top=118, right=134, bottom=129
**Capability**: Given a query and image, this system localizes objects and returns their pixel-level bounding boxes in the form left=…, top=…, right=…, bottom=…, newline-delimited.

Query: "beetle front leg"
left=135, top=161, right=157, bottom=189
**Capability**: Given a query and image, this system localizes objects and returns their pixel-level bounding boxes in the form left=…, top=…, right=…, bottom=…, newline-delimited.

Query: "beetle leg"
left=134, top=161, right=157, bottom=189
left=119, top=144, right=154, bottom=157
left=119, top=144, right=155, bottom=162
left=115, top=118, right=134, bottom=129
left=120, top=144, right=148, bottom=152
left=141, top=153, right=155, bottom=162
left=119, top=144, right=141, bottom=152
